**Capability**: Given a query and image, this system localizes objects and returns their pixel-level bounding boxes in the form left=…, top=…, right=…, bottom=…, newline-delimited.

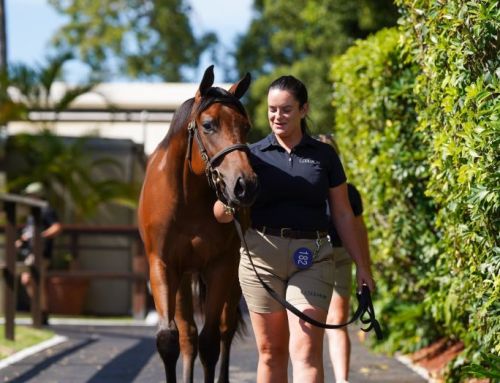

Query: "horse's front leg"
left=149, top=256, right=181, bottom=383
left=199, top=259, right=239, bottom=383
left=217, top=280, right=243, bottom=383
left=175, top=273, right=198, bottom=383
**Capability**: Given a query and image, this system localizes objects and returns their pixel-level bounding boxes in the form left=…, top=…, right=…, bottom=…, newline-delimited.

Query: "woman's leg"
left=287, top=305, right=327, bottom=383
left=326, top=293, right=351, bottom=382
left=249, top=310, right=289, bottom=383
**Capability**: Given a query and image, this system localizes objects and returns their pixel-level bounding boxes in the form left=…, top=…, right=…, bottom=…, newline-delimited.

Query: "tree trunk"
left=0, top=0, right=7, bottom=175
left=0, top=0, right=6, bottom=72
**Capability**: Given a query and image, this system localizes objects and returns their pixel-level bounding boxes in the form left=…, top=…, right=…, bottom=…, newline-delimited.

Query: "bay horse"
left=138, top=66, right=259, bottom=383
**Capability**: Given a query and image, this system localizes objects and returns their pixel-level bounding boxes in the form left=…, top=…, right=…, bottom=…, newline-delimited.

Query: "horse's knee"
left=156, top=327, right=180, bottom=363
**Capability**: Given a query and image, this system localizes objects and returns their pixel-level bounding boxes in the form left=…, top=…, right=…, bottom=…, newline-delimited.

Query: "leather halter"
left=185, top=119, right=250, bottom=203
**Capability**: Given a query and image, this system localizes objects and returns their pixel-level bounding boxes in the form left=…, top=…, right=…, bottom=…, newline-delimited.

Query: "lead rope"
left=233, top=215, right=383, bottom=339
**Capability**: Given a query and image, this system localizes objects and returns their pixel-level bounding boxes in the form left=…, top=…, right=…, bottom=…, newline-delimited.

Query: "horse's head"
left=187, top=65, right=259, bottom=207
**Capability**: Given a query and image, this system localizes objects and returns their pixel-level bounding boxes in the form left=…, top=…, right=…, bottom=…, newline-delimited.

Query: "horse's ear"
left=197, top=65, right=215, bottom=98
left=228, top=72, right=251, bottom=99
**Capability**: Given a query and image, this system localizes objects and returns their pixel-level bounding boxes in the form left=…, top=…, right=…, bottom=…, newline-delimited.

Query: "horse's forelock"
left=196, top=87, right=247, bottom=117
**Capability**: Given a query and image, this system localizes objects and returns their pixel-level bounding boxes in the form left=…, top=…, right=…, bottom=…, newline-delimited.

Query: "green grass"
left=0, top=325, right=54, bottom=359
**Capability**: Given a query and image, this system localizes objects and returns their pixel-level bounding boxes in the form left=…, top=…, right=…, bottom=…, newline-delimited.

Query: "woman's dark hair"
left=269, top=75, right=309, bottom=133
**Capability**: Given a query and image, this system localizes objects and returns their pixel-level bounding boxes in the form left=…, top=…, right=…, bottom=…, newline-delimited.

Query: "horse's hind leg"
left=150, top=258, right=181, bottom=382
left=175, top=274, right=198, bottom=383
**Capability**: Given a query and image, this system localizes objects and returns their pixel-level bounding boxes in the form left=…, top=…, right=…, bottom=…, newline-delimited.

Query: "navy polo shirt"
left=249, top=133, right=346, bottom=231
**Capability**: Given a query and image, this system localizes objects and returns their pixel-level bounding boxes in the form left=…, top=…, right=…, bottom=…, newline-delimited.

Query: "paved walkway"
left=1, top=315, right=426, bottom=382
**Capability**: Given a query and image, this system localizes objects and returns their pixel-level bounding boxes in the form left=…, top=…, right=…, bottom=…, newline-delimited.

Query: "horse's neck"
left=183, top=163, right=213, bottom=207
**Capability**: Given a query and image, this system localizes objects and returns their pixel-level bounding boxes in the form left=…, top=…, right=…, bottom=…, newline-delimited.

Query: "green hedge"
left=331, top=0, right=499, bottom=377
left=331, top=27, right=441, bottom=352
left=396, top=1, right=499, bottom=379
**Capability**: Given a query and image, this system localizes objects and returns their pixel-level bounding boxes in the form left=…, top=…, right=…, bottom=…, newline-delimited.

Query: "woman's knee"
left=258, top=340, right=288, bottom=358
left=327, top=296, right=350, bottom=323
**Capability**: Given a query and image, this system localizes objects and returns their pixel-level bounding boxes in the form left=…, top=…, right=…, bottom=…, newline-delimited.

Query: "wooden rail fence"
left=0, top=193, right=148, bottom=341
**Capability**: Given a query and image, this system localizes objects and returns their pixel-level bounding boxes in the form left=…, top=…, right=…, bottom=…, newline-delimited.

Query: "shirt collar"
left=259, top=133, right=316, bottom=151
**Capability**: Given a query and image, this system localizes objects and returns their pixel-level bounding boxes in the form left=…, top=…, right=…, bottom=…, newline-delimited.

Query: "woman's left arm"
left=329, top=183, right=375, bottom=291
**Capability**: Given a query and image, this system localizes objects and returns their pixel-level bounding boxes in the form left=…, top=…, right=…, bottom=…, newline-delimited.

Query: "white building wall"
left=7, top=81, right=230, bottom=155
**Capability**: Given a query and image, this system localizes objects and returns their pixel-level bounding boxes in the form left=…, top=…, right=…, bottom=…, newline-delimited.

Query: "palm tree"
left=7, top=130, right=139, bottom=222
left=3, top=52, right=97, bottom=120
left=2, top=53, right=138, bottom=221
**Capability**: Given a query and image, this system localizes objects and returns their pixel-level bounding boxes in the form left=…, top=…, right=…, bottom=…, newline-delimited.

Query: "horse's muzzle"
left=232, top=175, right=259, bottom=207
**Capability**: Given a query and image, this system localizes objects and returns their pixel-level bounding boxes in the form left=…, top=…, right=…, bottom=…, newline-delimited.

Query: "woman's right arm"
left=329, top=184, right=374, bottom=291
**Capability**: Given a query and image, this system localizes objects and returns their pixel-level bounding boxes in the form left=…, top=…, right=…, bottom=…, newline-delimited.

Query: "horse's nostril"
left=234, top=177, right=246, bottom=199
left=234, top=176, right=259, bottom=205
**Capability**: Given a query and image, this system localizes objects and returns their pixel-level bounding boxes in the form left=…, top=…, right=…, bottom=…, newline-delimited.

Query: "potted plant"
left=46, top=251, right=89, bottom=315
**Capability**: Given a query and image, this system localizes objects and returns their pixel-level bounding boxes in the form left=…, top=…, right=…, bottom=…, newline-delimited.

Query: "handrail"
left=58, top=224, right=140, bottom=235
left=0, top=193, right=48, bottom=209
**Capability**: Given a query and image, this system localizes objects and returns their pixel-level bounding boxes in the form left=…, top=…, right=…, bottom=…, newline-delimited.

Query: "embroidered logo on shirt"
left=299, top=158, right=319, bottom=165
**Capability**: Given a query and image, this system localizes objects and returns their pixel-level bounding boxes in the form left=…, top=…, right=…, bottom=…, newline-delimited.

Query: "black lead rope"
left=233, top=217, right=383, bottom=340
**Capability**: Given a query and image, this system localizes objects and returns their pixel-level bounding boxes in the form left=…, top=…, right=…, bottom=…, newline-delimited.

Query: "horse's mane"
left=159, top=97, right=195, bottom=148
left=158, top=87, right=247, bottom=149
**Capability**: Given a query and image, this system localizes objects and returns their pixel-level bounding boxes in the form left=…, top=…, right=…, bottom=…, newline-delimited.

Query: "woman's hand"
left=356, top=265, right=375, bottom=292
left=213, top=200, right=234, bottom=223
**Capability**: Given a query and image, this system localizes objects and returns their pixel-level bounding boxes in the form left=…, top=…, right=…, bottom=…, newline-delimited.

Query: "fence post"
left=132, top=236, right=147, bottom=319
left=3, top=201, right=16, bottom=340
left=30, top=206, right=43, bottom=328
left=1, top=193, right=48, bottom=340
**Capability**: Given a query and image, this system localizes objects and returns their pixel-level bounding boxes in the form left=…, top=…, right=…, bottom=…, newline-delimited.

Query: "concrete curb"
left=0, top=317, right=155, bottom=327
left=395, top=354, right=431, bottom=382
left=0, top=335, right=67, bottom=370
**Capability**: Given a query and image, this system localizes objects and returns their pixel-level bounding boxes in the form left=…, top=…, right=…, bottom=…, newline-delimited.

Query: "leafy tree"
left=47, top=0, right=218, bottom=81
left=233, top=0, right=399, bottom=139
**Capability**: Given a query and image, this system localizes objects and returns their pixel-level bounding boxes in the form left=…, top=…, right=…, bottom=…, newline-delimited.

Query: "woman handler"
left=215, top=75, right=374, bottom=383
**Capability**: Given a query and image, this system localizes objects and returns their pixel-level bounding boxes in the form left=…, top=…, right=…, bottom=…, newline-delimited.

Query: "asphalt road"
left=0, top=316, right=426, bottom=382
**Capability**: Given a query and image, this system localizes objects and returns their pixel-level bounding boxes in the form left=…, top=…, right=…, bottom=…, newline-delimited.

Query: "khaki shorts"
left=239, top=228, right=334, bottom=313
left=331, top=247, right=353, bottom=297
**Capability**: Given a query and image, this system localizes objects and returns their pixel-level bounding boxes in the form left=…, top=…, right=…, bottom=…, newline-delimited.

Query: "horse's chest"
left=191, top=226, right=237, bottom=256
left=165, top=224, right=238, bottom=270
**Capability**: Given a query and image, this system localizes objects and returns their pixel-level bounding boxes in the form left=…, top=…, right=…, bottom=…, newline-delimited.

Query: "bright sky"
left=5, top=0, right=254, bottom=82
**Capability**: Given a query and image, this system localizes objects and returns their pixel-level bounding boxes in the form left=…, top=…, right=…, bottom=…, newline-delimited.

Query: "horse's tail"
left=193, top=273, right=206, bottom=317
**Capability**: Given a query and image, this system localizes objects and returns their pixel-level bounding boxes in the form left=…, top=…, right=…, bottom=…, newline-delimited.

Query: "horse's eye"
left=202, top=121, right=215, bottom=133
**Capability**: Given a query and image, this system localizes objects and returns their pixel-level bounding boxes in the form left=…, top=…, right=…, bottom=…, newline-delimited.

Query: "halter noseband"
left=185, top=119, right=250, bottom=204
